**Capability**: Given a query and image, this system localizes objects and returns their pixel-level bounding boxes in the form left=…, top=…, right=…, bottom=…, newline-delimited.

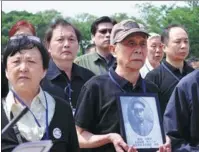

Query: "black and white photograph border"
left=117, top=93, right=166, bottom=152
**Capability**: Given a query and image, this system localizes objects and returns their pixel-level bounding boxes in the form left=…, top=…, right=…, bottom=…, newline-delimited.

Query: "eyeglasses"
left=98, top=29, right=112, bottom=34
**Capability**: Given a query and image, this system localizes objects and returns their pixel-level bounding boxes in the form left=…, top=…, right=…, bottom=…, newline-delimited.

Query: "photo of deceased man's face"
left=119, top=95, right=164, bottom=149
left=131, top=101, right=145, bottom=123
left=128, top=97, right=154, bottom=136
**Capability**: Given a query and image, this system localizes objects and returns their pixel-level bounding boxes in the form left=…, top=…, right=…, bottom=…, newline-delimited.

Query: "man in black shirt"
left=75, top=19, right=170, bottom=152
left=145, top=24, right=194, bottom=116
left=164, top=70, right=199, bottom=151
left=41, top=19, right=94, bottom=113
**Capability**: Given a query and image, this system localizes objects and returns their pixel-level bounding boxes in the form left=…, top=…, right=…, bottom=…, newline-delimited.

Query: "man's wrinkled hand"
left=157, top=135, right=171, bottom=152
left=108, top=133, right=137, bottom=152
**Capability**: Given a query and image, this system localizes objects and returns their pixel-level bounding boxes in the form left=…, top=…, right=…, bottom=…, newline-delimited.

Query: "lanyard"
left=108, top=71, right=146, bottom=93
left=161, top=62, right=180, bottom=81
left=64, top=83, right=75, bottom=113
left=11, top=89, right=49, bottom=140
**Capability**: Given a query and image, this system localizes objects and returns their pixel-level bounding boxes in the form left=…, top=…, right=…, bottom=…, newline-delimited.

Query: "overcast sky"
left=2, top=1, right=187, bottom=18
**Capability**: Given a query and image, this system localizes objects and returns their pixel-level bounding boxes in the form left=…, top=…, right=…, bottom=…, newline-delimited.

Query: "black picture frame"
left=117, top=93, right=166, bottom=152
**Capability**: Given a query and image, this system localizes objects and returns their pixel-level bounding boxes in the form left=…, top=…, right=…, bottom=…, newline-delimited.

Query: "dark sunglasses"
left=134, top=108, right=144, bottom=113
left=98, top=29, right=112, bottom=34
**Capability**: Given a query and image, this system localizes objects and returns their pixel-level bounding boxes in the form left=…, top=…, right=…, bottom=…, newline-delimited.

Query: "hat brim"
left=115, top=28, right=149, bottom=44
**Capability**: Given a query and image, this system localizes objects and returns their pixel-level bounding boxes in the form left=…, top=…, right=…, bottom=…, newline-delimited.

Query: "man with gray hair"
left=75, top=19, right=171, bottom=152
left=140, top=33, right=164, bottom=78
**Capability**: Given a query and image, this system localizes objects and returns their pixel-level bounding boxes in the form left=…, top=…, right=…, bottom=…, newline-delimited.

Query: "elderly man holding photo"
left=75, top=19, right=171, bottom=152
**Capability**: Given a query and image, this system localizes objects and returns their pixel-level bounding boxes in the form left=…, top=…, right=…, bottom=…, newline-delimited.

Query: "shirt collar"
left=71, top=63, right=89, bottom=81
left=90, top=52, right=104, bottom=63
left=163, top=59, right=194, bottom=74
left=131, top=75, right=143, bottom=91
left=90, top=51, right=114, bottom=64
left=46, top=59, right=62, bottom=80
left=109, top=68, right=129, bottom=88
left=5, top=87, right=46, bottom=117
left=46, top=59, right=88, bottom=81
left=109, top=68, right=143, bottom=91
left=145, top=58, right=154, bottom=71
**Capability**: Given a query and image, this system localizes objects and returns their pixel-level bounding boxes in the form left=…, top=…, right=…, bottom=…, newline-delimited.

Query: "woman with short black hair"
left=1, top=35, right=79, bottom=152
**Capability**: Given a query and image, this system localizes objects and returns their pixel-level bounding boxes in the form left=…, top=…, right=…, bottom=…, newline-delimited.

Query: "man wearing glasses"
left=127, top=99, right=153, bottom=137
left=75, top=16, right=117, bottom=75
left=75, top=19, right=171, bottom=152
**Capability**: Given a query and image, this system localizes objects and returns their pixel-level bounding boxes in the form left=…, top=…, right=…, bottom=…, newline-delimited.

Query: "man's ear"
left=109, top=44, right=117, bottom=58
left=5, top=69, right=9, bottom=80
left=162, top=43, right=167, bottom=53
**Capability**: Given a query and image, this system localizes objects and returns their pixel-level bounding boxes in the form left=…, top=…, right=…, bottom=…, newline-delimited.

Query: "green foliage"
left=136, top=2, right=199, bottom=57
left=2, top=2, right=199, bottom=57
left=111, top=13, right=130, bottom=22
left=1, top=10, right=63, bottom=47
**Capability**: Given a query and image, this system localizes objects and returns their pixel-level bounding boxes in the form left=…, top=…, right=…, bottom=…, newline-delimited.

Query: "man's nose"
left=105, top=32, right=111, bottom=38
left=64, top=39, right=70, bottom=48
left=19, top=62, right=28, bottom=72
left=156, top=46, right=162, bottom=53
left=134, top=46, right=142, bottom=54
left=181, top=41, right=188, bottom=48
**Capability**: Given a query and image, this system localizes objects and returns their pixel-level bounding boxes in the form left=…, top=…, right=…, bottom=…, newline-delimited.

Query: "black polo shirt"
left=75, top=68, right=160, bottom=152
left=145, top=59, right=194, bottom=116
left=41, top=59, right=95, bottom=108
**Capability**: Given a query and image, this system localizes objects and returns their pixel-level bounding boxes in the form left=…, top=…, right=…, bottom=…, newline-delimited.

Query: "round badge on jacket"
left=53, top=128, right=62, bottom=139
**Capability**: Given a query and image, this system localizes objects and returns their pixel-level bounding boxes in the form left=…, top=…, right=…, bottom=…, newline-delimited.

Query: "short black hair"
left=44, top=18, right=82, bottom=47
left=3, top=35, right=49, bottom=70
left=161, top=24, right=188, bottom=45
left=91, top=16, right=117, bottom=36
left=1, top=62, right=9, bottom=98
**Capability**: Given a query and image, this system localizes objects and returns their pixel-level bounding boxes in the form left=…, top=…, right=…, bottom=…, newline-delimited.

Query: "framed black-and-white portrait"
left=117, top=93, right=165, bottom=152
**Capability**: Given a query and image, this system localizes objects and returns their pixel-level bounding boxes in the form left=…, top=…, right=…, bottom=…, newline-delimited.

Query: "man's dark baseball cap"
left=110, top=19, right=149, bottom=45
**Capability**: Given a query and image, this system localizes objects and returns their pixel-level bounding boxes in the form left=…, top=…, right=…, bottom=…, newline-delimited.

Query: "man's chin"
left=102, top=45, right=110, bottom=50
left=126, top=65, right=143, bottom=71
